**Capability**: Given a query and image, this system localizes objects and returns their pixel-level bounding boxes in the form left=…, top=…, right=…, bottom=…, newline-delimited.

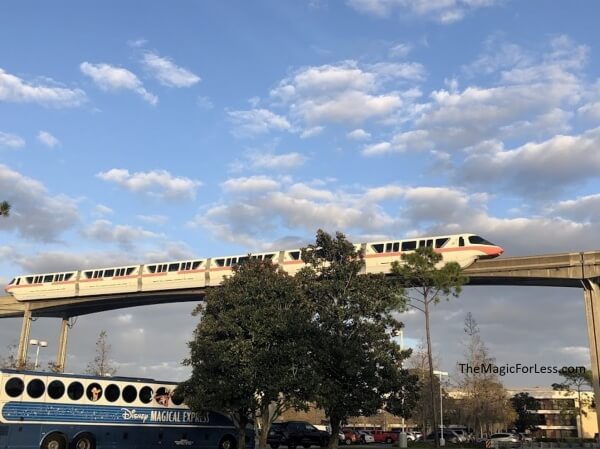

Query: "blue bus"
left=0, top=368, right=253, bottom=449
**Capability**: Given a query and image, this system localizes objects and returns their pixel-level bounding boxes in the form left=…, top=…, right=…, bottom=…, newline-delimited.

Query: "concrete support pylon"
left=55, top=317, right=71, bottom=373
left=15, top=305, right=32, bottom=369
left=582, top=279, right=600, bottom=438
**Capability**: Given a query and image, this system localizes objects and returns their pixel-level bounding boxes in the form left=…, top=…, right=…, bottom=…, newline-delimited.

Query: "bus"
left=0, top=368, right=253, bottom=449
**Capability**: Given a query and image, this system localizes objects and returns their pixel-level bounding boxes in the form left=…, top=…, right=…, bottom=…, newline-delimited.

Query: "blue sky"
left=1, top=0, right=600, bottom=387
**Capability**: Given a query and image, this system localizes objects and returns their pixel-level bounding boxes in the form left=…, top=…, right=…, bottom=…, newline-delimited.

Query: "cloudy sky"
left=1, top=0, right=599, bottom=388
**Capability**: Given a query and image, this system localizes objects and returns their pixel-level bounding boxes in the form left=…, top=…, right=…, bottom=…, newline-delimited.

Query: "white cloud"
left=227, top=108, right=292, bottom=137
left=0, top=131, right=25, bottom=149
left=142, top=52, right=201, bottom=88
left=222, top=176, right=280, bottom=193
left=80, top=62, right=157, bottom=105
left=197, top=96, right=214, bottom=110
left=137, top=214, right=168, bottom=225
left=0, top=67, right=86, bottom=107
left=346, top=0, right=500, bottom=23
left=37, top=130, right=60, bottom=148
left=459, top=127, right=600, bottom=196
left=93, top=204, right=113, bottom=216
left=389, top=42, right=413, bottom=59
left=300, top=126, right=324, bottom=139
left=270, top=61, right=420, bottom=126
left=97, top=168, right=201, bottom=200
left=347, top=129, right=371, bottom=140
left=82, top=219, right=160, bottom=249
left=0, top=164, right=79, bottom=241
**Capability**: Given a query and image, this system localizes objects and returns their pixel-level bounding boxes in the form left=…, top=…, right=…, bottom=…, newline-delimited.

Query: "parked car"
left=370, top=430, right=399, bottom=444
left=487, top=433, right=520, bottom=447
left=339, top=432, right=346, bottom=445
left=357, top=431, right=375, bottom=444
left=268, top=421, right=330, bottom=449
left=341, top=429, right=360, bottom=444
left=518, top=433, right=533, bottom=442
left=425, top=430, right=463, bottom=444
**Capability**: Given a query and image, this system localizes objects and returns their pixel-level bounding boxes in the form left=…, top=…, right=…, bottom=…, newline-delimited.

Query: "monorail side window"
left=148, top=265, right=156, bottom=274
left=238, top=256, right=249, bottom=264
left=401, top=241, right=417, bottom=251
left=393, top=242, right=400, bottom=252
left=215, top=259, right=225, bottom=267
left=5, top=378, right=24, bottom=397
left=34, top=276, right=42, bottom=283
left=44, top=275, right=53, bottom=283
left=169, top=263, right=180, bottom=272
left=123, top=385, right=137, bottom=403
left=93, top=271, right=102, bottom=279
left=468, top=235, right=494, bottom=245
left=426, top=239, right=433, bottom=247
left=65, top=273, right=74, bottom=281
left=192, top=261, right=203, bottom=269
left=225, top=258, right=232, bottom=267
left=264, top=254, right=275, bottom=260
left=8, top=278, right=15, bottom=285
left=419, top=240, right=426, bottom=247
left=140, top=386, right=153, bottom=404
left=26, top=276, right=33, bottom=284
left=27, top=379, right=45, bottom=398
left=435, top=238, right=449, bottom=248
left=183, top=262, right=192, bottom=271
left=126, top=267, right=135, bottom=275
left=48, top=380, right=65, bottom=399
left=385, top=243, right=393, bottom=253
left=104, top=269, right=115, bottom=277
left=68, top=381, right=84, bottom=400
left=84, top=271, right=92, bottom=279
left=105, top=384, right=120, bottom=402
left=371, top=244, right=384, bottom=253
left=288, top=251, right=301, bottom=260
left=459, top=237, right=464, bottom=247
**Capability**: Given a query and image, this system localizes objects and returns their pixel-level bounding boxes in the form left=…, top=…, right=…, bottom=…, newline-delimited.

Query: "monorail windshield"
left=0, top=369, right=253, bottom=449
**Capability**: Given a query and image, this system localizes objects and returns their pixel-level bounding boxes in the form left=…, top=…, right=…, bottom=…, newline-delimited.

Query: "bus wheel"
left=71, top=433, right=96, bottom=449
left=41, top=433, right=67, bottom=449
left=219, top=436, right=237, bottom=449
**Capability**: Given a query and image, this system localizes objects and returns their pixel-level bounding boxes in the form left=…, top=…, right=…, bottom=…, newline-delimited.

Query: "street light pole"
left=29, top=339, right=48, bottom=370
left=433, top=371, right=448, bottom=447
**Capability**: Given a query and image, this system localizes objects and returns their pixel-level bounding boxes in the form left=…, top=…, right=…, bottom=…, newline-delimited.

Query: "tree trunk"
left=425, top=299, right=440, bottom=447
left=258, top=404, right=271, bottom=449
left=328, top=417, right=341, bottom=449
left=237, top=414, right=248, bottom=449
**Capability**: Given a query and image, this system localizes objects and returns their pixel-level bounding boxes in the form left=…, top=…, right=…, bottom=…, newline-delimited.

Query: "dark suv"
left=268, top=421, right=330, bottom=449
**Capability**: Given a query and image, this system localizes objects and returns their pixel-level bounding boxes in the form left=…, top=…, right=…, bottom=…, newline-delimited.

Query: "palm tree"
left=0, top=201, right=10, bottom=217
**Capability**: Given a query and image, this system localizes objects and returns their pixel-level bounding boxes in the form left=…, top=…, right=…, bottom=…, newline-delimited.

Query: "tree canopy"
left=179, top=257, right=314, bottom=449
left=0, top=201, right=10, bottom=217
left=297, top=230, right=419, bottom=449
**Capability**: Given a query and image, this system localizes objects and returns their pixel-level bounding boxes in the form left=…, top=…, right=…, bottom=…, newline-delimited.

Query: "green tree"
left=511, top=392, right=542, bottom=433
left=179, top=258, right=314, bottom=449
left=0, top=201, right=10, bottom=217
left=297, top=230, right=419, bottom=449
left=552, top=369, right=593, bottom=438
left=391, top=246, right=466, bottom=447
left=85, top=330, right=117, bottom=376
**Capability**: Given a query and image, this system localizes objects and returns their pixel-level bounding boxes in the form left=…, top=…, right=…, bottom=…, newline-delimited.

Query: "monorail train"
left=0, top=368, right=253, bottom=449
left=5, top=233, right=503, bottom=302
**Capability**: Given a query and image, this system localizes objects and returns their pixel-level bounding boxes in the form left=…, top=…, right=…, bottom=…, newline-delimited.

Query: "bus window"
left=5, top=377, right=24, bottom=397
left=48, top=380, right=65, bottom=400
left=87, top=383, right=103, bottom=402
left=105, top=384, right=120, bottom=402
left=122, top=385, right=137, bottom=403
left=68, top=381, right=84, bottom=400
left=27, top=379, right=45, bottom=399
left=140, top=386, right=153, bottom=404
